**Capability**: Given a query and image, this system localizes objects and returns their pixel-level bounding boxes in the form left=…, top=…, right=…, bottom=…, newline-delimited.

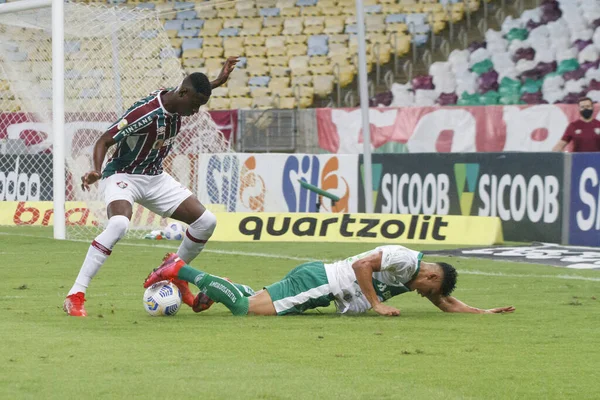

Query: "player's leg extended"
left=144, top=255, right=252, bottom=316
left=170, top=195, right=216, bottom=264
left=64, top=200, right=131, bottom=317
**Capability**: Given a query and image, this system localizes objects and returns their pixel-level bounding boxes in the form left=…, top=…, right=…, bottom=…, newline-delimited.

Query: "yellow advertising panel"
left=1, top=203, right=503, bottom=245
left=210, top=213, right=504, bottom=245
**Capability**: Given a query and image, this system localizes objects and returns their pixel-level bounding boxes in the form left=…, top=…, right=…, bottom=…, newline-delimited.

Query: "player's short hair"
left=437, top=262, right=457, bottom=297
left=578, top=97, right=593, bottom=105
left=186, top=72, right=212, bottom=97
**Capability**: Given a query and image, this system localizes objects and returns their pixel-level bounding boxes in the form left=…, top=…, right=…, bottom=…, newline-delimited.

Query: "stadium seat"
left=230, top=97, right=253, bottom=109
left=252, top=96, right=275, bottom=108
left=224, top=18, right=244, bottom=28
left=283, top=17, right=304, bottom=35
left=202, top=20, right=223, bottom=36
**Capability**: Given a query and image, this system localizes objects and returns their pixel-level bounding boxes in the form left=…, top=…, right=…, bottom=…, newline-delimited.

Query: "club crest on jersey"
left=116, top=181, right=128, bottom=189
left=575, top=129, right=582, bottom=135
left=117, top=119, right=128, bottom=130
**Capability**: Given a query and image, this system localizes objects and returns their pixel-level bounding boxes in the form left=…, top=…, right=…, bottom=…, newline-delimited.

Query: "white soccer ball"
left=164, top=222, right=185, bottom=241
left=143, top=280, right=182, bottom=316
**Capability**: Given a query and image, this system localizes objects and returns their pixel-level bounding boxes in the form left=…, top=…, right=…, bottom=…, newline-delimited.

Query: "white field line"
left=2, top=232, right=600, bottom=282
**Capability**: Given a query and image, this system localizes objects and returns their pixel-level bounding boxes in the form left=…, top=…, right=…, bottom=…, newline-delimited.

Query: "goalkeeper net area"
left=0, top=2, right=232, bottom=239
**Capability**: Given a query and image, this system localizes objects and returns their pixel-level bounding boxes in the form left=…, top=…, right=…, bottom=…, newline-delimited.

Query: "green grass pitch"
left=1, top=226, right=599, bottom=399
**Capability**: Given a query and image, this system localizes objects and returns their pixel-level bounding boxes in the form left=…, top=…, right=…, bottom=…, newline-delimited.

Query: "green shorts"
left=265, top=261, right=335, bottom=315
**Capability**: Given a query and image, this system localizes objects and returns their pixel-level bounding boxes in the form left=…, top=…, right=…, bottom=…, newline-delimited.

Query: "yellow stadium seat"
left=264, top=17, right=285, bottom=27
left=212, top=87, right=229, bottom=97
left=301, top=6, right=321, bottom=16
left=203, top=37, right=223, bottom=47
left=328, top=34, right=349, bottom=43
left=403, top=4, right=423, bottom=13
left=329, top=54, right=351, bottom=66
left=309, top=56, right=329, bottom=66
left=229, top=86, right=251, bottom=97
left=247, top=57, right=268, bottom=68
left=378, top=0, right=396, bottom=4
left=423, top=3, right=444, bottom=12
left=324, top=17, right=345, bottom=34
left=266, top=36, right=286, bottom=48
left=228, top=69, right=249, bottom=85
left=267, top=47, right=287, bottom=56
left=240, top=27, right=262, bottom=36
left=276, top=0, right=296, bottom=8
left=304, top=25, right=325, bottom=35
left=283, top=17, right=304, bottom=35
left=371, top=43, right=391, bottom=63
left=243, top=18, right=262, bottom=30
left=224, top=37, right=245, bottom=49
left=245, top=36, right=266, bottom=46
left=313, top=75, right=335, bottom=97
left=281, top=7, right=300, bottom=17
left=268, top=55, right=290, bottom=66
left=250, top=87, right=272, bottom=98
left=166, top=30, right=178, bottom=39
left=386, top=23, right=408, bottom=34
left=224, top=18, right=244, bottom=28
left=205, top=58, right=224, bottom=70
left=366, top=15, right=385, bottom=32
left=328, top=42, right=348, bottom=57
left=170, top=38, right=183, bottom=49
left=258, top=0, right=278, bottom=7
left=196, top=7, right=218, bottom=19
left=369, top=33, right=389, bottom=45
left=269, top=77, right=291, bottom=89
left=246, top=46, right=267, bottom=57
left=278, top=97, right=297, bottom=109
left=389, top=33, right=411, bottom=55
left=287, top=43, right=308, bottom=56
left=292, top=75, right=314, bottom=88
left=252, top=97, right=275, bottom=109
left=202, top=20, right=223, bottom=36
left=224, top=48, right=244, bottom=57
left=333, top=64, right=355, bottom=87
left=248, top=65, right=270, bottom=76
left=230, top=97, right=253, bottom=109
left=203, top=47, right=224, bottom=58
left=209, top=97, right=232, bottom=110
left=312, top=64, right=333, bottom=75
left=236, top=0, right=256, bottom=11
left=382, top=4, right=404, bottom=13
left=321, top=7, right=341, bottom=16
left=290, top=57, right=310, bottom=76
left=238, top=8, right=259, bottom=17
left=317, top=0, right=337, bottom=8
left=261, top=26, right=283, bottom=36
left=218, top=8, right=237, bottom=18
left=286, top=35, right=308, bottom=44
left=428, top=12, right=447, bottom=23
left=182, top=48, right=203, bottom=59
left=215, top=1, right=235, bottom=9
left=270, top=66, right=290, bottom=76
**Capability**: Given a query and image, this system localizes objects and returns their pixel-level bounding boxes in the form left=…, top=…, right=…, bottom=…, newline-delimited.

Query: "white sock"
left=176, top=210, right=217, bottom=264
left=68, top=215, right=129, bottom=296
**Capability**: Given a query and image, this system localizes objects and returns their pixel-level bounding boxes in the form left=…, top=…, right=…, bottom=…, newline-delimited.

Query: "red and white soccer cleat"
left=192, top=292, right=215, bottom=313
left=170, top=278, right=195, bottom=308
left=63, top=292, right=88, bottom=317
left=143, top=253, right=186, bottom=289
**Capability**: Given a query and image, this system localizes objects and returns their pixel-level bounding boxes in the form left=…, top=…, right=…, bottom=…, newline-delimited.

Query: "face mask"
left=581, top=109, right=593, bottom=119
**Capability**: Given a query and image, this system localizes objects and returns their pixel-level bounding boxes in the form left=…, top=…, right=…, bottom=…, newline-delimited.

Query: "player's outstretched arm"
left=81, top=131, right=116, bottom=191
left=426, top=294, right=515, bottom=314
left=352, top=253, right=401, bottom=317
left=210, top=56, right=239, bottom=89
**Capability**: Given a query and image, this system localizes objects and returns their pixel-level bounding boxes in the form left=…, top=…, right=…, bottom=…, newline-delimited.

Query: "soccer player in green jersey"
left=64, top=57, right=239, bottom=317
left=144, top=246, right=515, bottom=316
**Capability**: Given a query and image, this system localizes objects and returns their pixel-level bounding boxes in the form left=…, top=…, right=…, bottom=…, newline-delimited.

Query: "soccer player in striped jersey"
left=144, top=246, right=515, bottom=316
left=63, top=57, right=239, bottom=317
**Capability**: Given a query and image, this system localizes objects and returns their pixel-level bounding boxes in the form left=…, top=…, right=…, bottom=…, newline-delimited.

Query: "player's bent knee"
left=192, top=209, right=217, bottom=233
left=106, top=215, right=130, bottom=241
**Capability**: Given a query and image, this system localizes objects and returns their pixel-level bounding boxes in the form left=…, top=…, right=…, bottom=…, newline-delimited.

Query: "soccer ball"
left=164, top=222, right=185, bottom=240
left=143, top=280, right=182, bottom=316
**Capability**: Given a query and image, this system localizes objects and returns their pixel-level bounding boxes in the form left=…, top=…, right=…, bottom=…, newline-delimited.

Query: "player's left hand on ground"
left=372, top=303, right=401, bottom=317
left=217, top=56, right=239, bottom=83
left=484, top=306, right=515, bottom=314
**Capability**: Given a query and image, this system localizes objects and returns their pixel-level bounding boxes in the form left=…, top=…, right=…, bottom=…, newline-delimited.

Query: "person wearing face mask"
left=553, top=97, right=600, bottom=152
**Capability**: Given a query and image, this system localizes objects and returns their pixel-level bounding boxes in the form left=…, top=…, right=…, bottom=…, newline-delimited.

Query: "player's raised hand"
left=484, top=306, right=515, bottom=314
left=217, top=57, right=239, bottom=82
left=81, top=171, right=101, bottom=191
left=372, top=303, right=401, bottom=317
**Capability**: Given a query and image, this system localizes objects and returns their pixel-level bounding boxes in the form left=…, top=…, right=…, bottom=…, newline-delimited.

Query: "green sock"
left=177, top=265, right=249, bottom=316
left=233, top=283, right=255, bottom=297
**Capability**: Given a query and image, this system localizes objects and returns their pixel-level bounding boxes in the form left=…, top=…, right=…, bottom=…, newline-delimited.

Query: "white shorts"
left=100, top=173, right=193, bottom=217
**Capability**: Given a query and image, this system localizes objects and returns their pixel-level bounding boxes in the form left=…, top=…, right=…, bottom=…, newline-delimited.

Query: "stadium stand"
left=371, top=0, right=600, bottom=107
left=0, top=0, right=478, bottom=111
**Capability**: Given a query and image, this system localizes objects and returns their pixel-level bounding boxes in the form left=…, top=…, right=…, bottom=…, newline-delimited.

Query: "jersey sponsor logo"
left=116, top=181, right=128, bottom=189
left=595, top=128, right=600, bottom=135
left=576, top=129, right=582, bottom=135
left=117, top=119, right=128, bottom=130
left=120, top=115, right=154, bottom=136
